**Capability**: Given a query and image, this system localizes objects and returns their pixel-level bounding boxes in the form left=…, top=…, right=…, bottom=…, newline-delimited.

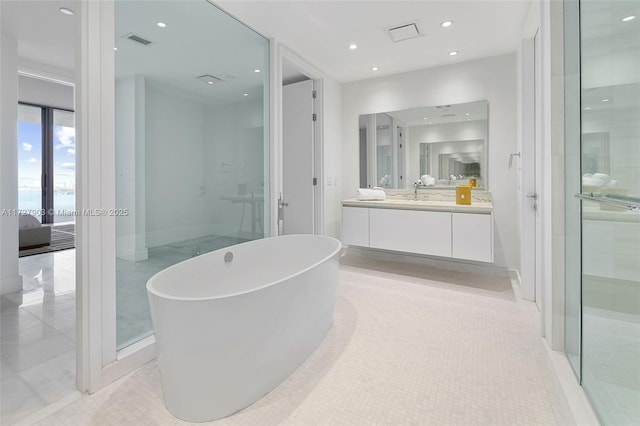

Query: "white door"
left=521, top=33, right=542, bottom=309
left=282, top=79, right=315, bottom=234
left=533, top=29, right=543, bottom=309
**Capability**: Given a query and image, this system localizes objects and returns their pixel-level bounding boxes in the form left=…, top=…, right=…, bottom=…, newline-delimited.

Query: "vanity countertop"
left=342, top=198, right=493, bottom=214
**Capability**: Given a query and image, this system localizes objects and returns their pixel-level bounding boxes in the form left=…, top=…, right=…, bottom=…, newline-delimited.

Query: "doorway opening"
left=0, top=2, right=78, bottom=423
left=280, top=57, right=323, bottom=235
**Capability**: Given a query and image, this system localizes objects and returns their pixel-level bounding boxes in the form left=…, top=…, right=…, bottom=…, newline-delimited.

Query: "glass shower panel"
left=564, top=0, right=582, bottom=379
left=580, top=0, right=640, bottom=424
left=114, top=0, right=270, bottom=350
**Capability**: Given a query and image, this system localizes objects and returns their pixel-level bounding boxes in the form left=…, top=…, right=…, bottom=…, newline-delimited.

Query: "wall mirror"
left=359, top=100, right=488, bottom=190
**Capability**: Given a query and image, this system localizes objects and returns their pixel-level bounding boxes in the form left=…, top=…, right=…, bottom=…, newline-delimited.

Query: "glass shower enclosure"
left=565, top=0, right=640, bottom=424
left=114, top=0, right=270, bottom=350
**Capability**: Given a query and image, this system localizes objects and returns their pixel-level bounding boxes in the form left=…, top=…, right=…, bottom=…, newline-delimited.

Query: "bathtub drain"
left=224, top=252, right=233, bottom=263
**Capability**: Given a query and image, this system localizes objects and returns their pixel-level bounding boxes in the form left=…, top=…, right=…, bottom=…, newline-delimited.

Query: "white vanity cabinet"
left=342, top=204, right=494, bottom=263
left=342, top=206, right=370, bottom=247
left=451, top=212, right=493, bottom=262
left=369, top=209, right=452, bottom=257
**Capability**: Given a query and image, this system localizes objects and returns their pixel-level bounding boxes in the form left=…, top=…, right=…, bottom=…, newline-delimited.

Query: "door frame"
left=520, top=35, right=538, bottom=303
left=270, top=42, right=324, bottom=236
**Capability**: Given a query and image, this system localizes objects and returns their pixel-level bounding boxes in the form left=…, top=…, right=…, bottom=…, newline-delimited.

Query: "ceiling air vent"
left=387, top=22, right=422, bottom=42
left=197, top=74, right=224, bottom=85
left=124, top=33, right=153, bottom=46
left=214, top=73, right=236, bottom=80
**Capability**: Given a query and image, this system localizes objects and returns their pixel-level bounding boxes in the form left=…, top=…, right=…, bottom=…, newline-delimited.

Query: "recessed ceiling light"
left=114, top=47, right=118, bottom=51
left=465, top=113, right=470, bottom=116
left=423, top=117, right=428, bottom=120
left=584, top=106, right=591, bottom=110
left=207, top=81, right=214, bottom=85
left=441, top=20, right=453, bottom=28
left=157, top=22, right=167, bottom=28
left=254, top=69, right=261, bottom=73
left=348, top=44, right=358, bottom=50
left=601, top=98, right=609, bottom=102
left=371, top=66, right=379, bottom=71
left=243, top=93, right=249, bottom=97
left=449, top=51, right=459, bottom=56
left=622, top=15, right=636, bottom=22
left=60, top=7, right=74, bottom=15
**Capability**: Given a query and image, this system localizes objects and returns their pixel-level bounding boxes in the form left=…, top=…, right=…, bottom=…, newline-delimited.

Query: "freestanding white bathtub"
left=146, top=234, right=342, bottom=422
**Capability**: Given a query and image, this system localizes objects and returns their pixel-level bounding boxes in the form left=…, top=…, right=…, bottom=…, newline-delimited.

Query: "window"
left=17, top=103, right=75, bottom=223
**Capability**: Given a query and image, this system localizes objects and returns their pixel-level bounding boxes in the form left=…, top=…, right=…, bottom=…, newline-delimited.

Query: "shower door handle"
left=526, top=193, right=538, bottom=211
left=277, top=195, right=288, bottom=218
left=575, top=193, right=640, bottom=212
left=277, top=194, right=289, bottom=235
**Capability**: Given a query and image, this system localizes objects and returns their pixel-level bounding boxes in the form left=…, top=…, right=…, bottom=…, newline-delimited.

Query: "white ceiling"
left=216, top=0, right=533, bottom=82
left=1, top=0, right=533, bottom=88
left=1, top=0, right=78, bottom=73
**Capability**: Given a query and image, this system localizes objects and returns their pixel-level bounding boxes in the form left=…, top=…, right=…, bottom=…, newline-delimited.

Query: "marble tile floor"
left=1, top=249, right=77, bottom=426
left=34, top=256, right=565, bottom=426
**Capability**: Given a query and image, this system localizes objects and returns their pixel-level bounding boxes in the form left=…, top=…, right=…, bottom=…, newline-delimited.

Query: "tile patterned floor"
left=33, top=257, right=564, bottom=426
left=0, top=250, right=77, bottom=425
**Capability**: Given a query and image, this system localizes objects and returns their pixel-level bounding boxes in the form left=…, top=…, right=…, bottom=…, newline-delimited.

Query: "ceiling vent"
left=197, top=74, right=223, bottom=84
left=214, top=73, right=236, bottom=80
left=124, top=33, right=153, bottom=46
left=387, top=21, right=422, bottom=42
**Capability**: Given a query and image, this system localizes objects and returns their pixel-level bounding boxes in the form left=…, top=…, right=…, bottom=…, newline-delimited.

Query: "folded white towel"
left=583, top=173, right=611, bottom=188
left=356, top=188, right=386, bottom=201
left=421, top=175, right=435, bottom=187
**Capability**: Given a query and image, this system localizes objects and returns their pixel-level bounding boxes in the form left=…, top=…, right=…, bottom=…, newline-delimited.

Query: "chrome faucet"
left=413, top=180, right=425, bottom=195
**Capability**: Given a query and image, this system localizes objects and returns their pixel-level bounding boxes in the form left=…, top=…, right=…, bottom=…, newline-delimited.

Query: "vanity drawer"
left=369, top=209, right=452, bottom=257
left=342, top=207, right=370, bottom=247
left=452, top=212, right=493, bottom=262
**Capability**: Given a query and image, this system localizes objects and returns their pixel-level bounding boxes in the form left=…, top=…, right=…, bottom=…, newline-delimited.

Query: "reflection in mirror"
left=359, top=100, right=488, bottom=189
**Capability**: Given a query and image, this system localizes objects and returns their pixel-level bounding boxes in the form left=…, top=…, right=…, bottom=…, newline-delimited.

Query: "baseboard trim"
left=0, top=274, right=23, bottom=296
left=542, top=340, right=600, bottom=426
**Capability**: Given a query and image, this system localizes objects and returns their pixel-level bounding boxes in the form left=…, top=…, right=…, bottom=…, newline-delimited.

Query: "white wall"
left=342, top=53, right=519, bottom=270
left=115, top=76, right=147, bottom=261
left=322, top=76, right=342, bottom=239
left=18, top=75, right=74, bottom=110
left=407, top=120, right=486, bottom=181
left=0, top=31, right=23, bottom=295
left=144, top=81, right=208, bottom=247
